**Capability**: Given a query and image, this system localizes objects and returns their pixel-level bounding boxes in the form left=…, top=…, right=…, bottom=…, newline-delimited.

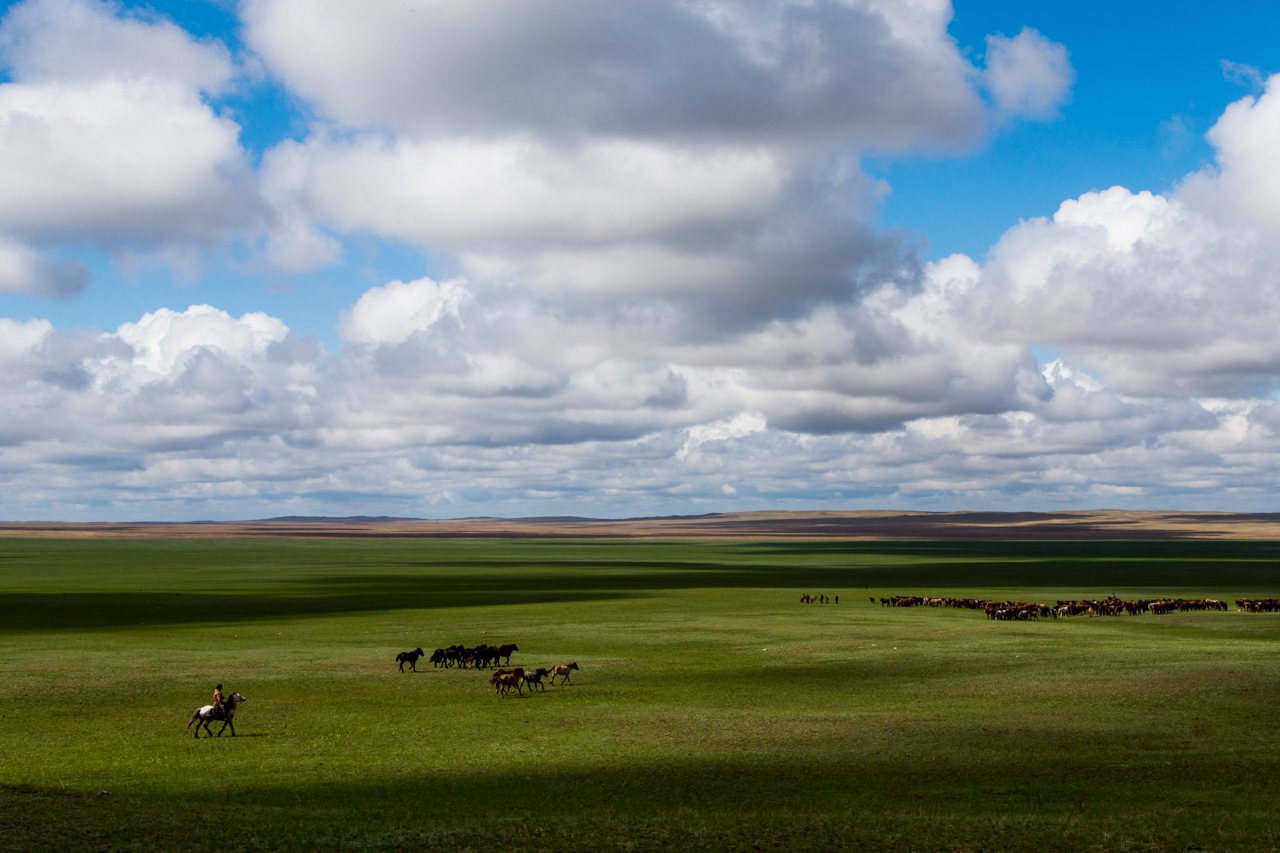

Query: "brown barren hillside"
left=3, top=510, right=1280, bottom=539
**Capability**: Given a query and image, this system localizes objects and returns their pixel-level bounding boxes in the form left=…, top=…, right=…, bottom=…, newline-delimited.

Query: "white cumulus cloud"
left=249, top=0, right=1070, bottom=310
left=0, top=0, right=260, bottom=289
left=983, top=27, right=1074, bottom=119
left=0, top=236, right=88, bottom=297
left=338, top=277, right=468, bottom=346
left=242, top=0, right=985, bottom=146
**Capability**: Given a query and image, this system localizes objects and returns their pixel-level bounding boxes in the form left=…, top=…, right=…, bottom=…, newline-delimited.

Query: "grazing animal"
left=396, top=648, right=426, bottom=672
left=497, top=643, right=519, bottom=665
left=522, top=667, right=549, bottom=691
left=490, top=671, right=524, bottom=696
left=549, top=662, right=579, bottom=685
left=185, top=692, right=246, bottom=738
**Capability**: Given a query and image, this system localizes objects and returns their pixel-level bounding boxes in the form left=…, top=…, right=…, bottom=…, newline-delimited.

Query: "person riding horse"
left=212, top=684, right=225, bottom=720
left=186, top=691, right=247, bottom=737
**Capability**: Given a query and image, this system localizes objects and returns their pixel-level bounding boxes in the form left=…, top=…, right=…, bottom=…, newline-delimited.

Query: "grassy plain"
left=1, top=537, right=1280, bottom=851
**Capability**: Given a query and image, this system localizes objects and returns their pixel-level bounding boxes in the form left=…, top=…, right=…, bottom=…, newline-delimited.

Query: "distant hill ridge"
left=252, top=512, right=737, bottom=523
left=7, top=510, right=1280, bottom=540
left=249, top=513, right=734, bottom=523
left=256, top=515, right=426, bottom=523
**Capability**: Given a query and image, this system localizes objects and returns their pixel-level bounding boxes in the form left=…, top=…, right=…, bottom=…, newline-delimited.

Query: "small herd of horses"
left=489, top=663, right=579, bottom=697
left=395, top=643, right=581, bottom=697
left=396, top=643, right=519, bottom=671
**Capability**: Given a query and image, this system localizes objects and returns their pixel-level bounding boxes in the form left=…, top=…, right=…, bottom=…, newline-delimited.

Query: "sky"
left=1, top=0, right=1279, bottom=521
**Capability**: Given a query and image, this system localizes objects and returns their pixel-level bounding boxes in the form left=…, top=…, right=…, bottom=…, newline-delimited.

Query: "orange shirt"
left=213, top=689, right=223, bottom=707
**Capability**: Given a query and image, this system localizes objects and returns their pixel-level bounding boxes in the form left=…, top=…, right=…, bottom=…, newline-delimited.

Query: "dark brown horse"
left=396, top=648, right=425, bottom=671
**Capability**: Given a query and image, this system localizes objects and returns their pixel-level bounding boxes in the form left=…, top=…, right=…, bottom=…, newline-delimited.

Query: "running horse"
left=185, top=692, right=247, bottom=738
left=549, top=662, right=579, bottom=685
left=396, top=648, right=426, bottom=672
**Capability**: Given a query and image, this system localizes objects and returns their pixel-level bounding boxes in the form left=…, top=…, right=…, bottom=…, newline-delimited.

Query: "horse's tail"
left=185, top=710, right=199, bottom=730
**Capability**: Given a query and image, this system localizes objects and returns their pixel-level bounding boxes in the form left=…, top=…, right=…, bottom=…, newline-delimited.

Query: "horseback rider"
left=212, top=684, right=225, bottom=720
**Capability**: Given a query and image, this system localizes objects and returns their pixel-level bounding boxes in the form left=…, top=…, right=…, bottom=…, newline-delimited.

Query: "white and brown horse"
left=185, top=692, right=246, bottom=738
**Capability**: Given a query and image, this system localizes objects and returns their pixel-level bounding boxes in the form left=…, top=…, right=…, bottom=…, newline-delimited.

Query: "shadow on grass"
left=14, top=750, right=1277, bottom=822
left=6, top=782, right=1278, bottom=853
left=314, top=538, right=1280, bottom=591
left=7, top=539, right=1280, bottom=634
left=733, top=540, right=1280, bottom=588
left=0, top=588, right=640, bottom=633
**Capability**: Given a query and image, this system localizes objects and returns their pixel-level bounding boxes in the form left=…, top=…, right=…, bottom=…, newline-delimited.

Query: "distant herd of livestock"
left=394, top=643, right=580, bottom=697
left=874, top=595, right=1280, bottom=620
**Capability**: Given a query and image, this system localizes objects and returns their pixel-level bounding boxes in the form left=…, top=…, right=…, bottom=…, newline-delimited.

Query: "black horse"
left=396, top=648, right=425, bottom=671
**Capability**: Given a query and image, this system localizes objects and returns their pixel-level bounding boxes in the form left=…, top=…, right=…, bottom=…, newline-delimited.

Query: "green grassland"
left=2, top=537, right=1280, bottom=851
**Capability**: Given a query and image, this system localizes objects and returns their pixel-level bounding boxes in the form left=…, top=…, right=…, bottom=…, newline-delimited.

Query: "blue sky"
left=2, top=0, right=1280, bottom=519
left=881, top=0, right=1280, bottom=262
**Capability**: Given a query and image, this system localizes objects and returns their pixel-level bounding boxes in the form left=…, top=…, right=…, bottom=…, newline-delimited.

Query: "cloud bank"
left=3, top=0, right=1280, bottom=518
